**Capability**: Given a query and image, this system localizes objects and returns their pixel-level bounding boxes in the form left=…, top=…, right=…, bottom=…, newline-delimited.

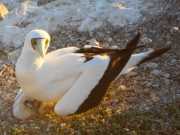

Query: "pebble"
left=151, top=69, right=161, bottom=76
left=108, top=37, right=113, bottom=42
left=127, top=71, right=138, bottom=77
left=118, top=85, right=127, bottom=91
left=111, top=45, right=118, bottom=49
left=142, top=36, right=152, bottom=44
left=162, top=73, right=170, bottom=78
left=150, top=93, right=160, bottom=102
left=166, top=41, right=172, bottom=45
left=172, top=26, right=179, bottom=31
left=152, top=82, right=160, bottom=88
left=146, top=82, right=152, bottom=87
left=145, top=62, right=158, bottom=69
left=170, top=59, right=176, bottom=65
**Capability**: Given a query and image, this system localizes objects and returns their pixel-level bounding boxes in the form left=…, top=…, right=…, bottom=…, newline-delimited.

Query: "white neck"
left=16, top=47, right=44, bottom=72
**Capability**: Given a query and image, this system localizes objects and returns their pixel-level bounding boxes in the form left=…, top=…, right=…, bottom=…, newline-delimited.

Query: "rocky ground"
left=0, top=0, right=180, bottom=135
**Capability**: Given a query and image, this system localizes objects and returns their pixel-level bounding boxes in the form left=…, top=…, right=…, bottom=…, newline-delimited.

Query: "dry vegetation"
left=0, top=0, right=179, bottom=135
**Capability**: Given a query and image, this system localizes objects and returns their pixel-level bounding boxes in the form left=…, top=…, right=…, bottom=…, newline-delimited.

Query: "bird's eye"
left=31, top=39, right=37, bottom=50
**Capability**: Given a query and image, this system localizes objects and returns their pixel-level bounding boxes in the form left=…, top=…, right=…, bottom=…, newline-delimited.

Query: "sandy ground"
left=0, top=0, right=179, bottom=134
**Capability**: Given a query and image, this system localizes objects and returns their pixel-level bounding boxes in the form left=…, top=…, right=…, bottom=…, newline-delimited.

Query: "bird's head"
left=24, top=29, right=51, bottom=58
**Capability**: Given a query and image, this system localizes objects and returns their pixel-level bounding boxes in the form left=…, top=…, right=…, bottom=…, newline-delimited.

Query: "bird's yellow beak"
left=35, top=39, right=47, bottom=58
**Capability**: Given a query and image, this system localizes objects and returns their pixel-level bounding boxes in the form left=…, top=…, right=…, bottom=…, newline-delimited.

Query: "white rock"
left=142, top=36, right=152, bottom=44
left=0, top=0, right=163, bottom=48
left=172, top=26, right=179, bottom=31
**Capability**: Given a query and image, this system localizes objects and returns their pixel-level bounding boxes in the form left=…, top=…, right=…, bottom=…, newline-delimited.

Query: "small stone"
left=142, top=36, right=152, bottom=44
left=127, top=71, right=138, bottom=77
left=166, top=41, right=172, bottom=45
left=0, top=3, right=8, bottom=20
left=111, top=45, right=118, bottom=49
left=108, top=37, right=113, bottom=42
left=145, top=62, right=158, bottom=69
left=150, top=93, right=160, bottom=102
left=162, top=73, right=170, bottom=78
left=172, top=26, right=179, bottom=31
left=60, top=123, right=66, bottom=127
left=118, top=85, right=127, bottom=91
left=152, top=83, right=159, bottom=88
left=146, top=82, right=152, bottom=87
left=170, top=59, right=176, bottom=65
left=151, top=69, right=161, bottom=76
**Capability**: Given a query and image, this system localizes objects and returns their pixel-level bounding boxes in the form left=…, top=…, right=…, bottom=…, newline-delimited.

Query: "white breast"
left=15, top=53, right=85, bottom=102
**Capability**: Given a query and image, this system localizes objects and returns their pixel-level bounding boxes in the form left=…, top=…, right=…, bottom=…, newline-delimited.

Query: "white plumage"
left=13, top=29, right=170, bottom=119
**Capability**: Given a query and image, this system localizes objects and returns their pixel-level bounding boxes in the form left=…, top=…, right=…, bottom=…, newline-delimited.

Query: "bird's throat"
left=33, top=57, right=44, bottom=69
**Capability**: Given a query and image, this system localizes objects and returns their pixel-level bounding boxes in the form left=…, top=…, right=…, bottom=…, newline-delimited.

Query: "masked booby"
left=13, top=29, right=170, bottom=119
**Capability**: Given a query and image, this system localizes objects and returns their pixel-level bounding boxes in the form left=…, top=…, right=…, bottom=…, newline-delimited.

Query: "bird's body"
left=16, top=48, right=110, bottom=102
left=13, top=29, right=170, bottom=120
left=16, top=48, right=83, bottom=101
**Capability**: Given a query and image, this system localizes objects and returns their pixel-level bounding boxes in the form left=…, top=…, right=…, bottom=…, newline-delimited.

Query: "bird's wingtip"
left=126, top=32, right=141, bottom=50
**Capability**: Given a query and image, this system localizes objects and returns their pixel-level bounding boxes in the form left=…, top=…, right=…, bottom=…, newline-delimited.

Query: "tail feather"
left=138, top=47, right=171, bottom=65
left=119, top=47, right=170, bottom=75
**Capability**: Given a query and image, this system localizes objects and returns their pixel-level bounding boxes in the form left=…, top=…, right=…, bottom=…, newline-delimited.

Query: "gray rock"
left=170, top=59, right=176, bottom=65
left=127, top=71, right=138, bottom=77
left=152, top=83, right=160, bottom=88
left=162, top=73, right=170, bottom=78
left=108, top=37, right=113, bottom=42
left=111, top=45, right=118, bottom=49
left=164, top=78, right=170, bottom=85
left=145, top=62, right=158, bottom=69
left=142, top=36, right=152, bottom=44
left=151, top=69, right=161, bottom=76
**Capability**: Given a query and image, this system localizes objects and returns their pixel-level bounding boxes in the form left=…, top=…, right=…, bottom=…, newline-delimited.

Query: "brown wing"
left=75, top=33, right=141, bottom=114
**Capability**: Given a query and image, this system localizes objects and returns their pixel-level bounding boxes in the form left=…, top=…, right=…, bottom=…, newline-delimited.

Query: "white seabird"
left=13, top=29, right=170, bottom=119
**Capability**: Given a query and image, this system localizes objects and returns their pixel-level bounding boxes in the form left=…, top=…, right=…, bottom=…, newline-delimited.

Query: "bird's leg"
left=13, top=90, right=36, bottom=120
